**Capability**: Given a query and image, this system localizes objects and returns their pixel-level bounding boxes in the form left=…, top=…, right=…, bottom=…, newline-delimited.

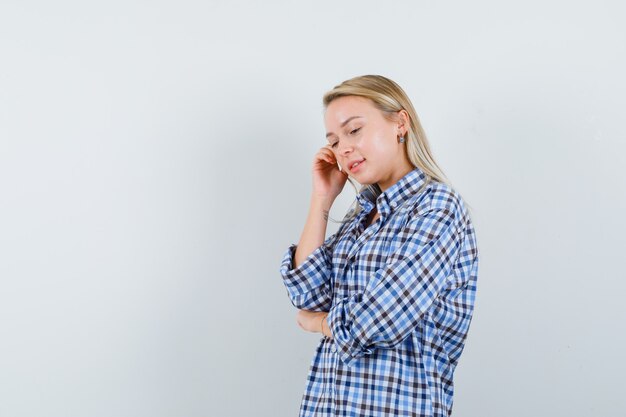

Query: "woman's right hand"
left=312, top=145, right=349, bottom=201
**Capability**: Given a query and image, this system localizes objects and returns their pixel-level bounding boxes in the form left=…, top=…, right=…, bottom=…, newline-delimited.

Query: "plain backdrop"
left=1, top=1, right=625, bottom=416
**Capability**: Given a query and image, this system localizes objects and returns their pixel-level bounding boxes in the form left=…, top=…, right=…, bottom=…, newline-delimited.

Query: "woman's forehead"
left=325, top=96, right=377, bottom=125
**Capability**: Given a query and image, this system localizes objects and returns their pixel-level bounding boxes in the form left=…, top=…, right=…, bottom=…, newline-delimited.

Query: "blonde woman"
left=279, top=75, right=479, bottom=417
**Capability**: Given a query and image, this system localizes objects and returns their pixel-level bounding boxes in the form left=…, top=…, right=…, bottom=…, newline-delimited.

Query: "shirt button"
left=331, top=345, right=337, bottom=353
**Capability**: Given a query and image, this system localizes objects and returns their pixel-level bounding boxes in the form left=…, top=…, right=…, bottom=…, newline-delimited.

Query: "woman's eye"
left=331, top=142, right=338, bottom=148
left=350, top=127, right=361, bottom=135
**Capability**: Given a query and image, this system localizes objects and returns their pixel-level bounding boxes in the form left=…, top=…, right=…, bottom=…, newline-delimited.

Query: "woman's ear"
left=396, top=109, right=410, bottom=136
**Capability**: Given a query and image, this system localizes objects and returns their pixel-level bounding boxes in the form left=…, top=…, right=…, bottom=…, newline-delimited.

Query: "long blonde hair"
left=323, top=74, right=451, bottom=224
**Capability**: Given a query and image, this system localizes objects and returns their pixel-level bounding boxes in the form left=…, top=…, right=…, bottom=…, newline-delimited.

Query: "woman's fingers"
left=318, top=146, right=337, bottom=164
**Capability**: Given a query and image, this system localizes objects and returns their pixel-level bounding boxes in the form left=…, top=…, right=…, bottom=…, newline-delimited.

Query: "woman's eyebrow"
left=325, top=116, right=363, bottom=138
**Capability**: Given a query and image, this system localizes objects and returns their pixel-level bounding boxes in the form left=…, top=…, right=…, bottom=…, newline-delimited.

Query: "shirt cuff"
left=327, top=294, right=374, bottom=367
left=279, top=243, right=332, bottom=300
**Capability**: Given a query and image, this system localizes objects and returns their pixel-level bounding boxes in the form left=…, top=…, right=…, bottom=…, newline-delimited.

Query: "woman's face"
left=324, top=95, right=411, bottom=190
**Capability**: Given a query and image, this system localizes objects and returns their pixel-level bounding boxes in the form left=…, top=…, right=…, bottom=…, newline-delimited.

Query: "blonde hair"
left=323, top=75, right=452, bottom=224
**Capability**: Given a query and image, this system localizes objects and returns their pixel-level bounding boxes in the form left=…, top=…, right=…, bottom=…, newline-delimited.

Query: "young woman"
left=279, top=75, right=479, bottom=417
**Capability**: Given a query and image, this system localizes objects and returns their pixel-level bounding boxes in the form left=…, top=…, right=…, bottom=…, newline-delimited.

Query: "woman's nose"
left=338, top=142, right=353, bottom=155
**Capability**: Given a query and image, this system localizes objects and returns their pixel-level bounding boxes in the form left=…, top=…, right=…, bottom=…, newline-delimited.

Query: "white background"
left=1, top=1, right=625, bottom=416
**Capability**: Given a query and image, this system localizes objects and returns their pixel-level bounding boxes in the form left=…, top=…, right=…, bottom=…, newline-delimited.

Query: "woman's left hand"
left=296, top=309, right=328, bottom=334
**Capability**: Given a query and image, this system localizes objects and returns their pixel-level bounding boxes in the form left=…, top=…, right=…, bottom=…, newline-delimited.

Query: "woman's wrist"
left=320, top=313, right=329, bottom=337
left=310, top=193, right=334, bottom=212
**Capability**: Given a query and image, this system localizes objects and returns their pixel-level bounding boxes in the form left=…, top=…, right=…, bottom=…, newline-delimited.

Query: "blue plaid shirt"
left=280, top=167, right=479, bottom=417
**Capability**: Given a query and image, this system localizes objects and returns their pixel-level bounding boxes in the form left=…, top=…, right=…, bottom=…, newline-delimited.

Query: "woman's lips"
left=349, top=159, right=365, bottom=173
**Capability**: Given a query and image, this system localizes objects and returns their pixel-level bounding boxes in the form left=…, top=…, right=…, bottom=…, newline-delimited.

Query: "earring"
left=398, top=136, right=405, bottom=143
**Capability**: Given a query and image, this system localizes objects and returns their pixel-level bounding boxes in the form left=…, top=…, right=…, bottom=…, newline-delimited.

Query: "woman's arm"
left=292, top=143, right=346, bottom=267
left=296, top=310, right=334, bottom=339
left=279, top=145, right=347, bottom=311
left=292, top=194, right=334, bottom=268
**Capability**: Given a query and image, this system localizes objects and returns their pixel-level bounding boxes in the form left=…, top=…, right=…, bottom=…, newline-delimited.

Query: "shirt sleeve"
left=279, top=231, right=340, bottom=311
left=326, top=206, right=463, bottom=367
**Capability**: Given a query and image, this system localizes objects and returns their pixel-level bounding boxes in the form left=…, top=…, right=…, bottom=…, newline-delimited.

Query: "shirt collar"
left=356, top=167, right=428, bottom=216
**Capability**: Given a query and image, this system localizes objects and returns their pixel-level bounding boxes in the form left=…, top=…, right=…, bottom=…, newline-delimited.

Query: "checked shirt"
left=280, top=167, right=479, bottom=417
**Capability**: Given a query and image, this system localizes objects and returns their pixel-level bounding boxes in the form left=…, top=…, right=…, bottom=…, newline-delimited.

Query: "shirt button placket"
left=327, top=322, right=339, bottom=409
left=332, top=343, right=339, bottom=413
